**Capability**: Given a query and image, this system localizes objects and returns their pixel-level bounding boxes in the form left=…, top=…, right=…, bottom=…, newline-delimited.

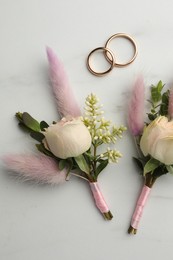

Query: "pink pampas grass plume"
left=128, top=76, right=145, bottom=136
left=46, top=46, right=81, bottom=118
left=168, top=87, right=173, bottom=119
left=2, top=154, right=67, bottom=185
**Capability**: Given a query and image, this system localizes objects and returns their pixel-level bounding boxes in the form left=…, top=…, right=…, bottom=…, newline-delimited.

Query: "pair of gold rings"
left=87, top=33, right=138, bottom=76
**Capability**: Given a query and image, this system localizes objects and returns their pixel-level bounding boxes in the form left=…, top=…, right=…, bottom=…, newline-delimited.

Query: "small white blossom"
left=83, top=93, right=126, bottom=166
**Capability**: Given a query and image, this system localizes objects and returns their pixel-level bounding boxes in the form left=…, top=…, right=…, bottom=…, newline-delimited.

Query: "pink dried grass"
left=128, top=76, right=145, bottom=136
left=2, top=154, right=67, bottom=184
left=46, top=46, right=81, bottom=118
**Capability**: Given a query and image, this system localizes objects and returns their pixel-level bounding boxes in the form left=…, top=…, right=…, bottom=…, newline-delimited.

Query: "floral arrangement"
left=128, top=76, right=173, bottom=234
left=3, top=47, right=126, bottom=220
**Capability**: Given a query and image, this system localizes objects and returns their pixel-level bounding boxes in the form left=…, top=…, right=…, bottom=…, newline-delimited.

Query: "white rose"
left=140, top=116, right=173, bottom=165
left=43, top=117, right=92, bottom=159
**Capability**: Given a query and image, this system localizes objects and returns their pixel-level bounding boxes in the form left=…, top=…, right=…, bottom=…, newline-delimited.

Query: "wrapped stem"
left=128, top=174, right=156, bottom=234
left=89, top=182, right=113, bottom=220
left=128, top=185, right=151, bottom=234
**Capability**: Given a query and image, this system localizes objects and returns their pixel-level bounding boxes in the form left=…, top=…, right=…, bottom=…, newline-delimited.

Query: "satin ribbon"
left=89, top=182, right=109, bottom=213
left=131, top=185, right=151, bottom=229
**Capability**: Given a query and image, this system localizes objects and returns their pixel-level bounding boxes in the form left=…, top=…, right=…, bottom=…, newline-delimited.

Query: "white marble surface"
left=1, top=0, right=173, bottom=259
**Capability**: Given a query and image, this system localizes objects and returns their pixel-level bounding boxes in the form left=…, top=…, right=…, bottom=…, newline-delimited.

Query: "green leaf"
left=147, top=113, right=158, bottom=121
left=166, top=165, right=173, bottom=175
left=74, top=154, right=90, bottom=174
left=22, top=112, right=40, bottom=132
left=133, top=157, right=144, bottom=171
left=84, top=152, right=96, bottom=160
left=144, top=158, right=160, bottom=175
left=157, top=80, right=164, bottom=92
left=151, top=81, right=164, bottom=103
left=18, top=122, right=31, bottom=132
left=36, top=143, right=54, bottom=157
left=30, top=131, right=45, bottom=142
left=59, top=159, right=67, bottom=171
left=40, top=121, right=49, bottom=131
left=65, top=158, right=73, bottom=180
left=15, top=112, right=23, bottom=123
left=96, top=159, right=108, bottom=176
left=97, top=158, right=106, bottom=163
left=152, top=165, right=168, bottom=178
left=159, top=90, right=169, bottom=116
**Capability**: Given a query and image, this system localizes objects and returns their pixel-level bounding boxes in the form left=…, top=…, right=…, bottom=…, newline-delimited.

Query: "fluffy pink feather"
left=168, top=87, right=173, bottom=119
left=128, top=76, right=145, bottom=136
left=46, top=46, right=81, bottom=118
left=2, top=154, right=67, bottom=184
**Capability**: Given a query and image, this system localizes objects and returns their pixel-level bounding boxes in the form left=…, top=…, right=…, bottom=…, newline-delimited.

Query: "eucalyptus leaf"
left=40, top=121, right=49, bottom=131
left=30, top=131, right=45, bottom=142
left=74, top=154, right=90, bottom=174
left=22, top=112, right=40, bottom=132
left=152, top=165, right=168, bottom=178
left=159, top=90, right=169, bottom=116
left=36, top=143, right=54, bottom=157
left=59, top=159, right=67, bottom=171
left=133, top=157, right=144, bottom=171
left=151, top=81, right=164, bottom=103
left=166, top=165, right=173, bottom=175
left=147, top=113, right=157, bottom=121
left=84, top=152, right=95, bottom=160
left=97, top=158, right=106, bottom=163
left=65, top=159, right=73, bottom=180
left=96, top=159, right=108, bottom=177
left=144, top=158, right=160, bottom=175
left=157, top=80, right=164, bottom=92
left=18, top=122, right=31, bottom=132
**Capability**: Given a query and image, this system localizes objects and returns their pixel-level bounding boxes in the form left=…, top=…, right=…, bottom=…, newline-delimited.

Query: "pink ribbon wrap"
left=131, top=185, right=151, bottom=229
left=89, top=182, right=109, bottom=213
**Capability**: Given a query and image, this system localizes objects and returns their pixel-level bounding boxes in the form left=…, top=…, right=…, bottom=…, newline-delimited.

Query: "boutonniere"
left=128, top=76, right=173, bottom=234
left=3, top=47, right=126, bottom=220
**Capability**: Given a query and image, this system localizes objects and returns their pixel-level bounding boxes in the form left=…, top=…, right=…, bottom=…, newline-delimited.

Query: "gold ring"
left=105, top=33, right=138, bottom=67
left=86, top=47, right=115, bottom=76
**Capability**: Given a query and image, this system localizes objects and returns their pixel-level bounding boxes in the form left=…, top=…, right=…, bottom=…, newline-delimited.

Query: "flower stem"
left=128, top=225, right=137, bottom=234
left=93, top=143, right=97, bottom=173
left=103, top=211, right=113, bottom=220
left=128, top=173, right=156, bottom=234
left=89, top=182, right=113, bottom=220
left=70, top=172, right=89, bottom=182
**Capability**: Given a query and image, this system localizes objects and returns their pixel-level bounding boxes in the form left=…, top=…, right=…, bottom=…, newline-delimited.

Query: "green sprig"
left=147, top=81, right=169, bottom=121
left=81, top=93, right=126, bottom=181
